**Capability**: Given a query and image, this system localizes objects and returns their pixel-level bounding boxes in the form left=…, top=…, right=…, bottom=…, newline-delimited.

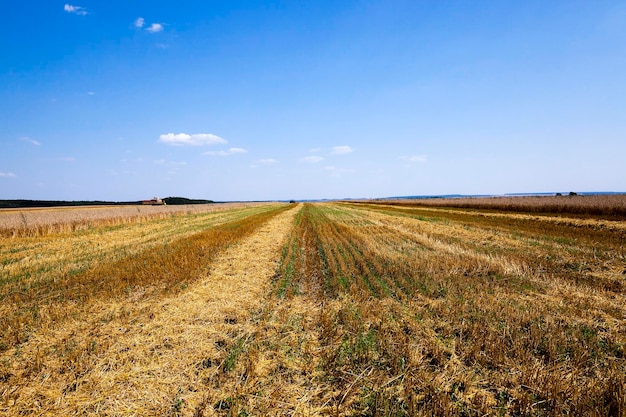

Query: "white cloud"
left=400, top=155, right=427, bottom=163
left=331, top=145, right=353, bottom=155
left=229, top=147, right=247, bottom=154
left=309, top=148, right=322, bottom=153
left=300, top=155, right=324, bottom=163
left=134, top=18, right=165, bottom=34
left=0, top=172, right=16, bottom=178
left=204, top=147, right=248, bottom=156
left=257, top=158, right=278, bottom=165
left=158, top=133, right=227, bottom=146
left=146, top=23, right=164, bottom=33
left=20, top=137, right=41, bottom=146
left=64, top=4, right=87, bottom=15
left=87, top=91, right=95, bottom=96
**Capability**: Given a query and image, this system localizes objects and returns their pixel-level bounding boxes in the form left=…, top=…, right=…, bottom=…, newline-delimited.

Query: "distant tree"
left=569, top=191, right=578, bottom=196
left=163, top=197, right=213, bottom=205
left=555, top=193, right=563, bottom=197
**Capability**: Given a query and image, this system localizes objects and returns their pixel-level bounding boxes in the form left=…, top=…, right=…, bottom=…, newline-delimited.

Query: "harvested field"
left=0, top=202, right=267, bottom=237
left=365, top=194, right=626, bottom=219
left=1, top=201, right=625, bottom=416
left=208, top=203, right=625, bottom=416
left=0, top=203, right=299, bottom=415
left=0, top=203, right=285, bottom=354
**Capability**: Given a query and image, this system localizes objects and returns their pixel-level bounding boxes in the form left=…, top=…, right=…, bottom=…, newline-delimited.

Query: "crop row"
left=0, top=203, right=293, bottom=401
left=212, top=203, right=625, bottom=416
left=363, top=194, right=626, bottom=218
left=0, top=202, right=267, bottom=238
left=1, top=201, right=624, bottom=416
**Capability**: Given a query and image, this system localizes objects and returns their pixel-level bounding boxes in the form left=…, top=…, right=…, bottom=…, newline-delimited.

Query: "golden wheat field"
left=1, top=200, right=624, bottom=416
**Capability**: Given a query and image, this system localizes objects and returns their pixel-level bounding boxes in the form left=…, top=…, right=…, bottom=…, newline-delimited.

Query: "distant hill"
left=386, top=191, right=625, bottom=200
left=0, top=197, right=213, bottom=209
left=0, top=200, right=138, bottom=209
left=386, top=194, right=485, bottom=200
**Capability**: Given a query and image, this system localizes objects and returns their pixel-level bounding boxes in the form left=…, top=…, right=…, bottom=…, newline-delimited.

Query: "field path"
left=5, top=204, right=300, bottom=416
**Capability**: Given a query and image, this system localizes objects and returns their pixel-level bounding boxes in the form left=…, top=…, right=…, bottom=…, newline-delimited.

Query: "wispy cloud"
left=158, top=133, right=227, bottom=146
left=0, top=172, right=16, bottom=178
left=134, top=18, right=165, bottom=33
left=300, top=155, right=324, bottom=163
left=204, top=147, right=247, bottom=156
left=257, top=158, right=278, bottom=165
left=64, top=4, right=87, bottom=15
left=146, top=23, right=164, bottom=33
left=331, top=145, right=353, bottom=155
left=250, top=158, right=278, bottom=168
left=309, top=148, right=322, bottom=153
left=87, top=91, right=95, bottom=96
left=400, top=155, right=427, bottom=163
left=20, top=137, right=41, bottom=146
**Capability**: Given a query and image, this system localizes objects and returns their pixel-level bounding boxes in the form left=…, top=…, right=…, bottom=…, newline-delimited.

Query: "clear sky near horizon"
left=1, top=1, right=625, bottom=201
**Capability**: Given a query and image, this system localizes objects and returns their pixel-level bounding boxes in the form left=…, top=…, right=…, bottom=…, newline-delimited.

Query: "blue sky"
left=1, top=1, right=625, bottom=201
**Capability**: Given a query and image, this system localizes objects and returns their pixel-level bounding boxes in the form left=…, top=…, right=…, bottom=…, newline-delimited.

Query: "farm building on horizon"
left=141, top=197, right=165, bottom=205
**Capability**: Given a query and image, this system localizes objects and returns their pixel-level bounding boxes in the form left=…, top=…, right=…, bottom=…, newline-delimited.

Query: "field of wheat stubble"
left=0, top=198, right=624, bottom=416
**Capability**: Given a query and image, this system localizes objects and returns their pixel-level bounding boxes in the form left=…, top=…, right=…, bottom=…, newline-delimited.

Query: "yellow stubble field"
left=1, top=197, right=624, bottom=416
